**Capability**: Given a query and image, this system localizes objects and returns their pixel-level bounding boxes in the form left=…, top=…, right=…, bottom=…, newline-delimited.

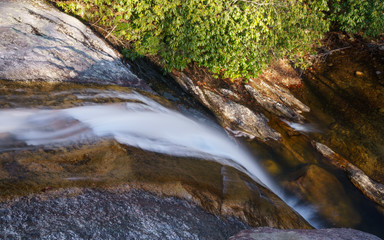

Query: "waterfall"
left=0, top=90, right=319, bottom=227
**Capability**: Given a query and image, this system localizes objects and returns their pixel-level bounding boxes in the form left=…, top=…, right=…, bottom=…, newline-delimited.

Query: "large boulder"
left=0, top=138, right=312, bottom=230
left=0, top=0, right=150, bottom=91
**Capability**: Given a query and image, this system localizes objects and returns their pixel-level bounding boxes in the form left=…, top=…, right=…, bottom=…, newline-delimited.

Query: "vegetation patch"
left=53, top=0, right=383, bottom=81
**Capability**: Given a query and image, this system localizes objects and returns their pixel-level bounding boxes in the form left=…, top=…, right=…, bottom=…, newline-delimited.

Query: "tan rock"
left=314, top=142, right=384, bottom=208
left=284, top=164, right=361, bottom=226
left=355, top=71, right=364, bottom=76
left=0, top=139, right=311, bottom=229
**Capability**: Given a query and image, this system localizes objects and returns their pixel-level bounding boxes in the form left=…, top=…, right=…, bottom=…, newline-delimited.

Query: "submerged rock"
left=229, top=227, right=382, bottom=240
left=284, top=164, right=361, bottom=226
left=0, top=0, right=150, bottom=91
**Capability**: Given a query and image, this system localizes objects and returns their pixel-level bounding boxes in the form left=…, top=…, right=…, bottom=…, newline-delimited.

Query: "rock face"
left=169, top=58, right=311, bottom=141
left=203, top=89, right=281, bottom=140
left=171, top=72, right=281, bottom=140
left=0, top=0, right=150, bottom=90
left=245, top=79, right=309, bottom=122
left=0, top=137, right=312, bottom=230
left=229, top=227, right=382, bottom=240
left=0, top=188, right=249, bottom=239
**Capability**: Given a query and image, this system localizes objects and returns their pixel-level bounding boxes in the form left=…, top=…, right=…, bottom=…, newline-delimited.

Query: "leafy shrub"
left=55, top=0, right=329, bottom=80
left=329, top=0, right=384, bottom=37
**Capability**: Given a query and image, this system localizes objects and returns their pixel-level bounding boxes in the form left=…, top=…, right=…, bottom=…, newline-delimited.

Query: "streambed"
left=0, top=73, right=383, bottom=238
left=0, top=80, right=311, bottom=239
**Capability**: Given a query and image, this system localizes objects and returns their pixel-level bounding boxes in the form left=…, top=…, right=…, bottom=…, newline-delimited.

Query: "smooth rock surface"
left=0, top=0, right=150, bottom=90
left=0, top=80, right=311, bottom=230
left=284, top=164, right=361, bottom=226
left=0, top=139, right=311, bottom=230
left=229, top=227, right=382, bottom=240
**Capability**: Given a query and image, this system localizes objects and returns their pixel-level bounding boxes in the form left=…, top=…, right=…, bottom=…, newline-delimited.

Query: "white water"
left=282, top=119, right=320, bottom=133
left=0, top=91, right=319, bottom=227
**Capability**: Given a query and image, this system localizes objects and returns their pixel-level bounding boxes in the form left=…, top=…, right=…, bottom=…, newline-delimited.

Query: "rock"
left=171, top=71, right=211, bottom=107
left=284, top=164, right=361, bottom=226
left=0, top=0, right=150, bottom=91
left=219, top=88, right=242, bottom=102
left=258, top=59, right=303, bottom=88
left=229, top=227, right=382, bottom=240
left=314, top=142, right=384, bottom=207
left=0, top=139, right=311, bottom=229
left=203, top=90, right=281, bottom=140
left=355, top=71, right=364, bottom=76
left=171, top=72, right=281, bottom=140
left=244, top=84, right=303, bottom=121
left=246, top=78, right=310, bottom=116
left=376, top=71, right=381, bottom=75
left=379, top=46, right=384, bottom=51
left=0, top=188, right=249, bottom=239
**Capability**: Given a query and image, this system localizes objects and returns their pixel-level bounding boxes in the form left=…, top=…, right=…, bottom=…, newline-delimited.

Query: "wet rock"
left=219, top=88, right=242, bottom=102
left=229, top=227, right=382, bottom=240
left=244, top=84, right=302, bottom=121
left=0, top=0, right=150, bottom=91
left=0, top=188, right=249, bottom=239
left=284, top=164, right=361, bottom=226
left=247, top=79, right=310, bottom=114
left=171, top=72, right=280, bottom=140
left=299, top=49, right=384, bottom=185
left=203, top=90, right=281, bottom=141
left=314, top=142, right=384, bottom=208
left=355, top=71, right=364, bottom=76
left=0, top=140, right=311, bottom=229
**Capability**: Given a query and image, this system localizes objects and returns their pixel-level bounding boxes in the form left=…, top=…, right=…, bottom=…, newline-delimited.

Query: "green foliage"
left=329, top=0, right=384, bottom=37
left=55, top=0, right=329, bottom=80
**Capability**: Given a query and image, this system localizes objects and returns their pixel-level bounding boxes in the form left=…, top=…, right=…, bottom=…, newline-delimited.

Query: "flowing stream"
left=0, top=81, right=320, bottom=228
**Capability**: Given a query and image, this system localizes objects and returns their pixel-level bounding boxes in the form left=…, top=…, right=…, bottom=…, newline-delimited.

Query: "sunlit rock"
left=171, top=71, right=281, bottom=140
left=0, top=0, right=150, bottom=91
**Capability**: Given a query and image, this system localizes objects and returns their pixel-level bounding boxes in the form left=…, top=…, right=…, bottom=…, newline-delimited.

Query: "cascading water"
left=0, top=89, right=319, bottom=227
